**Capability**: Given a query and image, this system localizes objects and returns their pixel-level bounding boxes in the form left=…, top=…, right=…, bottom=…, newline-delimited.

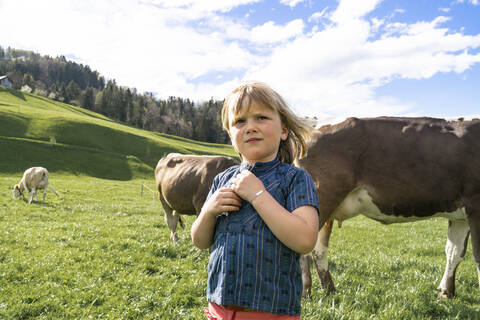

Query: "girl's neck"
left=241, top=157, right=279, bottom=167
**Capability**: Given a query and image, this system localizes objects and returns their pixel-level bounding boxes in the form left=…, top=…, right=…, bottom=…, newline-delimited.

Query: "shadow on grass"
left=0, top=87, right=26, bottom=101
left=0, top=112, right=30, bottom=138
left=16, top=197, right=56, bottom=208
left=1, top=136, right=136, bottom=180
left=153, top=131, right=233, bottom=149
left=52, top=100, right=113, bottom=122
left=49, top=121, right=181, bottom=169
left=428, top=300, right=480, bottom=318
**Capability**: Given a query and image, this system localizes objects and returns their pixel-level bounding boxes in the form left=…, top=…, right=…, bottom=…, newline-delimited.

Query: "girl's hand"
left=201, top=187, right=242, bottom=218
left=193, top=187, right=242, bottom=249
left=230, top=170, right=266, bottom=203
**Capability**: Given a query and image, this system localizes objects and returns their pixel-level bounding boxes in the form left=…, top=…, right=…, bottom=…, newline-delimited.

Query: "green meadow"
left=0, top=88, right=479, bottom=319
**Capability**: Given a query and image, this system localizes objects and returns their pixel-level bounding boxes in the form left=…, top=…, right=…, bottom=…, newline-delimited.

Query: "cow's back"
left=300, top=117, right=480, bottom=220
left=24, top=167, right=49, bottom=190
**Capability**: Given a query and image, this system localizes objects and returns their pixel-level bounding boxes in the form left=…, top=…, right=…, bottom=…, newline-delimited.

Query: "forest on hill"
left=0, top=46, right=229, bottom=144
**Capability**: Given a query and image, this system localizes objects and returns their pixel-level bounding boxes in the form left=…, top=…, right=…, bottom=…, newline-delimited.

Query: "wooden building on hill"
left=0, top=75, right=12, bottom=89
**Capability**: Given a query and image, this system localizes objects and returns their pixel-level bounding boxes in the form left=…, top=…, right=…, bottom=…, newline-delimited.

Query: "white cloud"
left=279, top=0, right=305, bottom=8
left=454, top=0, right=479, bottom=5
left=370, top=17, right=384, bottom=33
left=243, top=1, right=480, bottom=117
left=330, top=0, right=382, bottom=24
left=1, top=0, right=480, bottom=119
left=309, top=7, right=330, bottom=23
left=250, top=19, right=305, bottom=43
left=0, top=0, right=259, bottom=99
left=151, top=0, right=261, bottom=14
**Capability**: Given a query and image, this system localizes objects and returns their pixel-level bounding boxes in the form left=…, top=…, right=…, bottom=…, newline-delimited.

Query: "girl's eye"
left=257, top=116, right=268, bottom=120
left=234, top=119, right=245, bottom=125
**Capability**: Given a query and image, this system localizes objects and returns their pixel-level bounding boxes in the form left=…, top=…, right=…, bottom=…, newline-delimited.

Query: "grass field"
left=1, top=88, right=479, bottom=319
left=1, top=174, right=479, bottom=319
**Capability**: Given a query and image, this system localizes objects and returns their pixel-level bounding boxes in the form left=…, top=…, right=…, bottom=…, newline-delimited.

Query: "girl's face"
left=228, top=101, right=288, bottom=165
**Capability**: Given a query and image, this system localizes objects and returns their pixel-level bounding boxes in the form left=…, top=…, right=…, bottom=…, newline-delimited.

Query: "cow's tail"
left=178, top=216, right=185, bottom=229
left=49, top=183, right=59, bottom=196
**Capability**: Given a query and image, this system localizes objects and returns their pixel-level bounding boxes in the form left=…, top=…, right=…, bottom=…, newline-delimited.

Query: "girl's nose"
left=245, top=119, right=257, bottom=133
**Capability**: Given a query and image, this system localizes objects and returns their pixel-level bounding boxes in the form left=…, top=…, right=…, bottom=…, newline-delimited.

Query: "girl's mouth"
left=246, top=138, right=261, bottom=143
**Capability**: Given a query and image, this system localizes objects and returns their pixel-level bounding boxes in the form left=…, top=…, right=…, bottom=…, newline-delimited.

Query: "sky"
left=1, top=0, right=479, bottom=120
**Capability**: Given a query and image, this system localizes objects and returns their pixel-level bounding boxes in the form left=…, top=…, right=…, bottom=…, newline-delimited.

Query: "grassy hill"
left=0, top=87, right=236, bottom=180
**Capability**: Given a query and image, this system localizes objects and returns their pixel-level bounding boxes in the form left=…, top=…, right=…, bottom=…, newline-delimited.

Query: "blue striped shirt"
left=206, top=157, right=319, bottom=315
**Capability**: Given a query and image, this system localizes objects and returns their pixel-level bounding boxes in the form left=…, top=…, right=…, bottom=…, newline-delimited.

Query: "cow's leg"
left=164, top=207, right=180, bottom=243
left=29, top=188, right=36, bottom=204
left=311, top=220, right=335, bottom=294
left=467, top=206, right=480, bottom=291
left=300, top=254, right=312, bottom=297
left=43, top=188, right=47, bottom=201
left=438, top=219, right=470, bottom=298
left=159, top=196, right=180, bottom=243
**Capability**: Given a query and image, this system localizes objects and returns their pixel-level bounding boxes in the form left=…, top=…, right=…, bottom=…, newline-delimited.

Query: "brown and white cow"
left=155, top=153, right=238, bottom=242
left=298, top=116, right=480, bottom=298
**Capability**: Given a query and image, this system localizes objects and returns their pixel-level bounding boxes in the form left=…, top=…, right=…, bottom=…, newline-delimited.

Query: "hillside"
left=0, top=87, right=236, bottom=180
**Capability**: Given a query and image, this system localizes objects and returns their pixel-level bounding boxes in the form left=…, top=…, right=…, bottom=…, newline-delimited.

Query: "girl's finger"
left=222, top=205, right=239, bottom=211
left=221, top=197, right=241, bottom=206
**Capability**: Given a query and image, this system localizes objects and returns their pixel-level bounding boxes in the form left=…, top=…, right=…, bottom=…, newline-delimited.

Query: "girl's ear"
left=281, top=125, right=289, bottom=141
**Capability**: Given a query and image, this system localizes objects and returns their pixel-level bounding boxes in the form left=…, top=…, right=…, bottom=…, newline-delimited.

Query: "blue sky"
left=1, top=0, right=479, bottom=120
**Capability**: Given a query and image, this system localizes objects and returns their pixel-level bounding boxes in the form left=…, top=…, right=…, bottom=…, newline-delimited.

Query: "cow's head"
left=12, top=184, right=23, bottom=198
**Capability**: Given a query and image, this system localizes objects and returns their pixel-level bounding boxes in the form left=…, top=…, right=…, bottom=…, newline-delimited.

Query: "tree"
left=66, top=80, right=81, bottom=104
left=82, top=87, right=95, bottom=110
left=23, top=73, right=35, bottom=91
left=94, top=91, right=104, bottom=112
left=59, top=85, right=67, bottom=102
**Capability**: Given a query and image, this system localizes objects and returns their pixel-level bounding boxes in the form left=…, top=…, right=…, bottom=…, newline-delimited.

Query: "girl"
left=191, top=82, right=319, bottom=319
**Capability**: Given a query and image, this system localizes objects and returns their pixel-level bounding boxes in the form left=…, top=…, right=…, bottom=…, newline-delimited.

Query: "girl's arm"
left=250, top=191, right=318, bottom=254
left=191, top=187, right=242, bottom=249
left=231, top=170, right=319, bottom=254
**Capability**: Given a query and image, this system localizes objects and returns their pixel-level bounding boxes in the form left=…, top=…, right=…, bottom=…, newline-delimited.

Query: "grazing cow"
left=155, top=153, right=238, bottom=242
left=298, top=117, right=480, bottom=298
left=13, top=167, right=59, bottom=204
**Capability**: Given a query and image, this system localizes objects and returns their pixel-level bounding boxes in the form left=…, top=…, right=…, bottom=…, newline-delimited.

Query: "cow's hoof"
left=324, top=287, right=336, bottom=295
left=437, top=289, right=454, bottom=299
left=301, top=288, right=311, bottom=298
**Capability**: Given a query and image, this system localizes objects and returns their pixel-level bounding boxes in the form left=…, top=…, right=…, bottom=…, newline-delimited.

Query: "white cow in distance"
left=13, top=167, right=59, bottom=204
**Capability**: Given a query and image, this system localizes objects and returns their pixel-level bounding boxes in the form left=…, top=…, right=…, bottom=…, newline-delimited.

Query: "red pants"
left=204, top=302, right=301, bottom=320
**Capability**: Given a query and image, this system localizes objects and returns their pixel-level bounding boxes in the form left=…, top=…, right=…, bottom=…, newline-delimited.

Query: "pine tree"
left=82, top=87, right=95, bottom=109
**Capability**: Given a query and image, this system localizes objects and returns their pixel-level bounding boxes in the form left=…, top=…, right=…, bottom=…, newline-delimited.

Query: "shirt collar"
left=238, top=157, right=281, bottom=175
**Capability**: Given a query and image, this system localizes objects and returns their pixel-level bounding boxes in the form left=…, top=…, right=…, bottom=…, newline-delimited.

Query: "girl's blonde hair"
left=221, top=81, right=312, bottom=164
